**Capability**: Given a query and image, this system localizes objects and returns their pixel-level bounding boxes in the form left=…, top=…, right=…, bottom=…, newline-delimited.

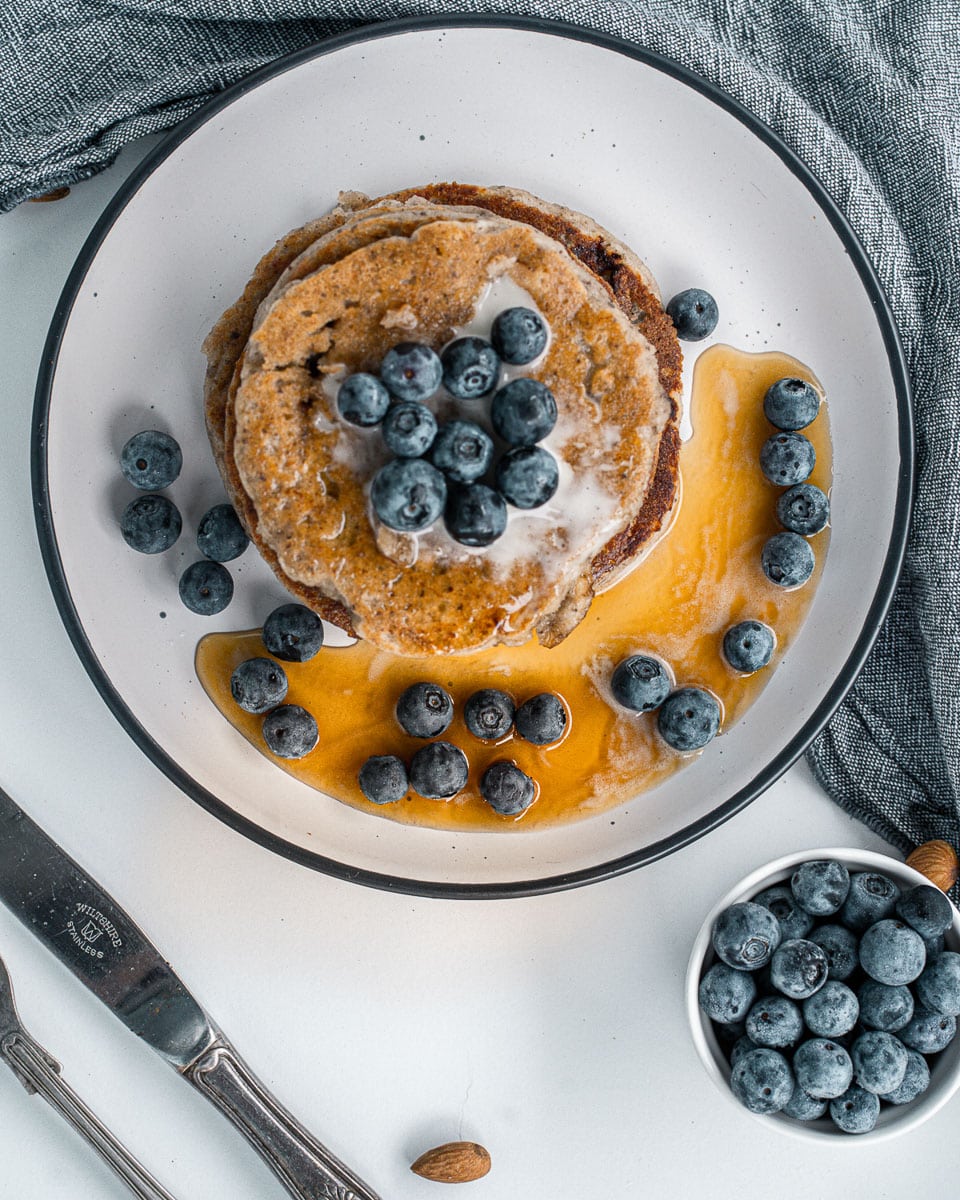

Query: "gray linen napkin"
left=3, top=2, right=958, bottom=877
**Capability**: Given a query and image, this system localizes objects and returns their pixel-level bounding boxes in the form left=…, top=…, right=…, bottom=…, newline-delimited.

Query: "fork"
left=0, top=951, right=178, bottom=1200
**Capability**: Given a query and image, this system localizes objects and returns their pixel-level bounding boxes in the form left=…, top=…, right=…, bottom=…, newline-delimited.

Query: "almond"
left=29, top=187, right=71, bottom=203
left=411, top=1141, right=491, bottom=1184
left=907, top=840, right=959, bottom=893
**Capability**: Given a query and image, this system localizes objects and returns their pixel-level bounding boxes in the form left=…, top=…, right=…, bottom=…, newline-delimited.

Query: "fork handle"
left=1, top=1031, right=177, bottom=1200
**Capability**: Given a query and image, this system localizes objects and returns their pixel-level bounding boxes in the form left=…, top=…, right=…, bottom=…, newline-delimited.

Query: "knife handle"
left=2, top=1031, right=178, bottom=1200
left=185, top=1039, right=381, bottom=1200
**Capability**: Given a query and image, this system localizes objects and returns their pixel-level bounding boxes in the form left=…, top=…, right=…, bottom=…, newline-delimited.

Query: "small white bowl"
left=685, top=847, right=960, bottom=1142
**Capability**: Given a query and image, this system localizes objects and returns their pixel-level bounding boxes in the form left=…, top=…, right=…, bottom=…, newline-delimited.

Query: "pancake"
left=202, top=185, right=683, bottom=655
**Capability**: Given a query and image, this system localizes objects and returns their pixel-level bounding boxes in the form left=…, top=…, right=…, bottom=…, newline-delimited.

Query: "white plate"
left=33, top=18, right=911, bottom=897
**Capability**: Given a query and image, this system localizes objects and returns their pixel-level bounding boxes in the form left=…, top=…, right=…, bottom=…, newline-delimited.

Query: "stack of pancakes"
left=203, top=184, right=683, bottom=657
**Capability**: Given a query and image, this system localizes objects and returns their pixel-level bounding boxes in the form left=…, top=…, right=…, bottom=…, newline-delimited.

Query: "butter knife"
left=0, top=786, right=381, bottom=1200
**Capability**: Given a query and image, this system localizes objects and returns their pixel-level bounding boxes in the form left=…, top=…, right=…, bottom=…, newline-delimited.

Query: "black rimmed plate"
left=32, top=18, right=912, bottom=898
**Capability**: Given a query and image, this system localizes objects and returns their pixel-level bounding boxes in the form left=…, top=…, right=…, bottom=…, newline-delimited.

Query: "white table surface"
left=0, top=141, right=953, bottom=1200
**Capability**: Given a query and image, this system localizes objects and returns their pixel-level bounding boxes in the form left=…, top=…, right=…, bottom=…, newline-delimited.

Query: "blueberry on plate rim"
left=178, top=560, right=233, bottom=615
left=120, top=429, right=182, bottom=491
left=665, top=288, right=719, bottom=342
left=759, top=431, right=816, bottom=487
left=761, top=531, right=815, bottom=589
left=722, top=620, right=775, bottom=674
left=197, top=502, right=249, bottom=562
left=120, top=493, right=182, bottom=554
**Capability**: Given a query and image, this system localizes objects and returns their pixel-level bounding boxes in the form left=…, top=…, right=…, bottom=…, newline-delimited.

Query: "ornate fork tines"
left=0, top=952, right=179, bottom=1200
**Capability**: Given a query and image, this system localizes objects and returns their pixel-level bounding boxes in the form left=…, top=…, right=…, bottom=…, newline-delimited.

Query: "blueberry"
left=408, top=741, right=468, bottom=799
left=262, top=704, right=318, bottom=759
left=803, top=982, right=860, bottom=1038
left=480, top=761, right=536, bottom=816
left=495, top=446, right=559, bottom=509
left=358, top=755, right=408, bottom=804
left=178, top=560, right=233, bottom=615
left=763, top=377, right=821, bottom=431
left=924, top=932, right=946, bottom=959
left=379, top=342, right=443, bottom=402
left=777, top=484, right=830, bottom=535
left=896, top=885, right=954, bottom=940
left=761, top=531, right=815, bottom=588
left=711, top=902, right=782, bottom=971
left=490, top=306, right=549, bottom=364
left=396, top=681, right=454, bottom=739
left=851, top=1030, right=908, bottom=1094
left=431, top=419, right=494, bottom=483
left=770, top=939, right=829, bottom=999
left=230, top=658, right=288, bottom=714
left=491, top=379, right=558, bottom=445
left=120, top=430, right=182, bottom=490
left=809, top=923, right=859, bottom=981
left=381, top=402, right=438, bottom=457
left=858, top=981, right=915, bottom=1032
left=730, top=1047, right=794, bottom=1114
left=515, top=693, right=567, bottom=746
left=829, top=1086, right=880, bottom=1134
left=371, top=458, right=447, bottom=532
left=783, top=1088, right=828, bottom=1122
left=657, top=687, right=721, bottom=752
left=120, top=494, right=182, bottom=554
left=791, top=860, right=851, bottom=916
left=915, top=951, right=960, bottom=1016
left=441, top=336, right=501, bottom=398
left=262, top=603, right=324, bottom=663
left=879, top=1049, right=931, bottom=1105
left=197, top=503, right=249, bottom=562
left=665, top=288, right=719, bottom=342
left=610, top=655, right=671, bottom=713
left=840, top=872, right=901, bottom=933
left=753, top=885, right=814, bottom=941
left=759, top=432, right=816, bottom=486
left=745, top=995, right=804, bottom=1048
left=899, top=1004, right=957, bottom=1053
left=722, top=620, right=775, bottom=673
left=444, top=483, right=507, bottom=546
left=336, top=372, right=390, bottom=426
left=699, top=963, right=758, bottom=1024
left=859, top=919, right=926, bottom=986
left=729, top=1035, right=758, bottom=1068
left=464, top=689, right=515, bottom=740
left=793, top=1039, right=854, bottom=1099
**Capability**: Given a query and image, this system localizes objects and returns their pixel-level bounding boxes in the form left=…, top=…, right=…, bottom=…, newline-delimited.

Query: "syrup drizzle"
left=196, top=345, right=831, bottom=831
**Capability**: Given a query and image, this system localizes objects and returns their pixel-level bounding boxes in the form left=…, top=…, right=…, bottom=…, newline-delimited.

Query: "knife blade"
left=0, top=786, right=381, bottom=1200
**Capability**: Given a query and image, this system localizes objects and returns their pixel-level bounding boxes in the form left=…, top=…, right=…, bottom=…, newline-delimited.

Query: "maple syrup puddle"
left=196, top=345, right=831, bottom=831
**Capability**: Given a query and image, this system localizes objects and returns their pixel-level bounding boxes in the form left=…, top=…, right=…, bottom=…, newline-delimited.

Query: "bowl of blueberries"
left=686, top=849, right=960, bottom=1140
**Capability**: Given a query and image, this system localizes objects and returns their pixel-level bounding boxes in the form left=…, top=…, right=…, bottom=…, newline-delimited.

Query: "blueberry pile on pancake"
left=203, top=185, right=682, bottom=656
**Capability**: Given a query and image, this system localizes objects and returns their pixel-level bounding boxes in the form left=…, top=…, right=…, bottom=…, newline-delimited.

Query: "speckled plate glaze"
left=32, top=18, right=911, bottom=898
